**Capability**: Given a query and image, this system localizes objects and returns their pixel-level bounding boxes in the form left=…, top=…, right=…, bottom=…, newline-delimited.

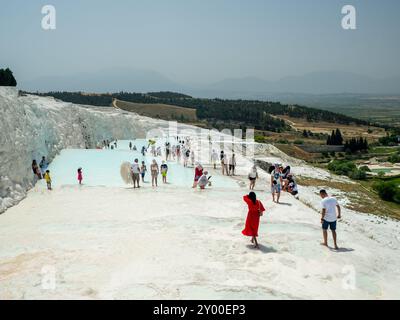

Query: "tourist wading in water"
left=160, top=161, right=168, bottom=184
left=211, top=149, right=218, bottom=169
left=242, top=192, right=265, bottom=249
left=192, top=163, right=203, bottom=188
left=320, top=189, right=341, bottom=250
left=197, top=170, right=211, bottom=189
left=131, top=158, right=141, bottom=188
left=140, top=161, right=147, bottom=183
left=151, top=159, right=160, bottom=187
left=77, top=167, right=83, bottom=185
left=229, top=153, right=236, bottom=176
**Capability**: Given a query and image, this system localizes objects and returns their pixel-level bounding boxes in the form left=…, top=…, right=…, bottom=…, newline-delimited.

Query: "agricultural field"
left=321, top=97, right=400, bottom=127
left=114, top=99, right=197, bottom=122
left=275, top=94, right=400, bottom=127
left=279, top=115, right=386, bottom=141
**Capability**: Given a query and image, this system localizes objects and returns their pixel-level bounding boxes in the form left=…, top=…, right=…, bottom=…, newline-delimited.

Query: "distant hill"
left=20, top=69, right=400, bottom=95
left=208, top=71, right=400, bottom=95
left=20, top=68, right=184, bottom=93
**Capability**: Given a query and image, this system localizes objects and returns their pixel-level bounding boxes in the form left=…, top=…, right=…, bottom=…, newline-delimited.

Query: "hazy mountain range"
left=20, top=68, right=400, bottom=96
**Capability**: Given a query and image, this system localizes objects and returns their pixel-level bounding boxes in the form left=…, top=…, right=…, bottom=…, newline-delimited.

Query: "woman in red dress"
left=242, top=192, right=265, bottom=249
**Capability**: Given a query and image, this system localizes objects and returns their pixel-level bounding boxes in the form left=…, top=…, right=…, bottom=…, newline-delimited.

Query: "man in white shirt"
left=320, top=189, right=342, bottom=250
left=131, top=158, right=141, bottom=188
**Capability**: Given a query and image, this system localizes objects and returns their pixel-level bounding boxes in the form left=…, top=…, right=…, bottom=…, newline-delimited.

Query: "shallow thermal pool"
left=47, top=140, right=239, bottom=188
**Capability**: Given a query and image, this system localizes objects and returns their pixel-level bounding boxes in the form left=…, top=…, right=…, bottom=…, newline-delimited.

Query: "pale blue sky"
left=1, top=0, right=399, bottom=85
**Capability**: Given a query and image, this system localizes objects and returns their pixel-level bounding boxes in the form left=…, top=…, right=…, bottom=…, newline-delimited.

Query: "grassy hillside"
left=279, top=116, right=386, bottom=142
left=114, top=99, right=197, bottom=121
left=31, top=91, right=374, bottom=134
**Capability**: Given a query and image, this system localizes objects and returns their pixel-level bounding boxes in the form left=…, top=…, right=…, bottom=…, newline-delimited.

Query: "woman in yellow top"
left=44, top=170, right=52, bottom=190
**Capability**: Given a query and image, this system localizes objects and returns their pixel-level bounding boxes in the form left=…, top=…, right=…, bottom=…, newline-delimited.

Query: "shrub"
left=388, top=153, right=400, bottom=164
left=359, top=165, right=371, bottom=172
left=327, top=160, right=357, bottom=176
left=373, top=181, right=400, bottom=203
left=276, top=139, right=289, bottom=144
left=254, top=135, right=265, bottom=143
left=349, top=169, right=367, bottom=180
left=293, top=140, right=304, bottom=145
left=377, top=171, right=386, bottom=178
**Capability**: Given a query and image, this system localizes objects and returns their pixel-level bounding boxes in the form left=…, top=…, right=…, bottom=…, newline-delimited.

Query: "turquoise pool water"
left=47, top=140, right=239, bottom=188
left=370, top=168, right=392, bottom=173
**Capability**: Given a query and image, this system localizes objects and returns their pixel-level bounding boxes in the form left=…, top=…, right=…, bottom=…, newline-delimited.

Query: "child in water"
left=160, top=161, right=168, bottom=183
left=77, top=168, right=83, bottom=185
left=44, top=170, right=52, bottom=190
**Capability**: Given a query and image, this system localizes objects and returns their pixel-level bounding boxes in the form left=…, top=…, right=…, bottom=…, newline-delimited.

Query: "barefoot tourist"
left=242, top=192, right=265, bottom=249
left=131, top=158, right=141, bottom=188
left=77, top=167, right=83, bottom=185
left=192, top=162, right=203, bottom=188
left=32, top=160, right=42, bottom=179
left=44, top=170, right=52, bottom=190
left=211, top=149, right=218, bottom=169
left=229, top=153, right=236, bottom=176
left=160, top=161, right=168, bottom=184
left=319, top=189, right=341, bottom=250
left=248, top=165, right=258, bottom=190
left=221, top=152, right=228, bottom=175
left=39, top=156, right=48, bottom=175
left=198, top=170, right=210, bottom=189
left=271, top=164, right=283, bottom=203
left=140, top=161, right=147, bottom=183
left=150, top=159, right=159, bottom=187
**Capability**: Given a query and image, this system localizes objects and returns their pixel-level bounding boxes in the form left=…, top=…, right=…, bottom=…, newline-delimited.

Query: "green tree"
left=335, top=129, right=344, bottom=145
left=0, top=68, right=17, bottom=86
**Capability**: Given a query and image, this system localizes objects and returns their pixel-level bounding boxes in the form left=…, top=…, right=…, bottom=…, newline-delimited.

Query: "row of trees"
left=344, top=137, right=369, bottom=153
left=326, top=129, right=344, bottom=145
left=0, top=68, right=17, bottom=86
left=379, top=134, right=400, bottom=146
left=326, top=129, right=368, bottom=153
